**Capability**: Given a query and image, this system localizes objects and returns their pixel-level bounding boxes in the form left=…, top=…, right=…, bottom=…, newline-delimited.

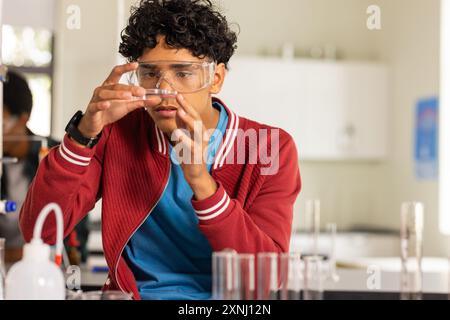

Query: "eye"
left=143, top=71, right=159, bottom=78
left=176, top=71, right=192, bottom=78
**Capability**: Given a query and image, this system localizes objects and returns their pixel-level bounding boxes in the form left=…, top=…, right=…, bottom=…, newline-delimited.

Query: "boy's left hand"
left=173, top=94, right=218, bottom=201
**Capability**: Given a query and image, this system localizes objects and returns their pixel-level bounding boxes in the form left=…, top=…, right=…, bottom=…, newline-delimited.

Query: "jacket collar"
left=150, top=97, right=240, bottom=171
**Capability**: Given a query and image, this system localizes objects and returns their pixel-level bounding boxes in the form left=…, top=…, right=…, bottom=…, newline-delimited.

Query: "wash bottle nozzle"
left=0, top=200, right=16, bottom=215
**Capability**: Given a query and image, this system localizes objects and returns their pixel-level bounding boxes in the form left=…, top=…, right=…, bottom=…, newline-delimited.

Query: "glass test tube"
left=326, top=223, right=340, bottom=282
left=237, top=254, right=256, bottom=300
left=306, top=200, right=321, bottom=257
left=257, top=252, right=279, bottom=300
left=400, top=202, right=424, bottom=300
left=212, top=250, right=240, bottom=300
left=280, top=252, right=302, bottom=300
left=303, top=255, right=325, bottom=300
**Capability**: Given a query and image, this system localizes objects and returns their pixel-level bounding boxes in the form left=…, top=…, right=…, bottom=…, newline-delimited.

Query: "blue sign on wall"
left=415, top=97, right=438, bottom=180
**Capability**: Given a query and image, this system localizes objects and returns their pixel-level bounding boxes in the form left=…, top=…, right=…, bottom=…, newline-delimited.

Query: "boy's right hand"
left=77, top=62, right=161, bottom=138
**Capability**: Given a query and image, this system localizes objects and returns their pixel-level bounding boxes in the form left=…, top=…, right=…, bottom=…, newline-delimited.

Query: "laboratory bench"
left=78, top=259, right=450, bottom=300
left=80, top=229, right=450, bottom=299
left=79, top=264, right=108, bottom=291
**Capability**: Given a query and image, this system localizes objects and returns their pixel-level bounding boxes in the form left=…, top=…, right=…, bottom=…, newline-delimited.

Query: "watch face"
left=65, top=111, right=101, bottom=148
left=66, top=111, right=83, bottom=132
left=72, top=111, right=83, bottom=124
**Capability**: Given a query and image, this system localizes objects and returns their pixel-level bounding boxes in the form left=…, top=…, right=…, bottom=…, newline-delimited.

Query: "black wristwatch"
left=65, top=111, right=102, bottom=148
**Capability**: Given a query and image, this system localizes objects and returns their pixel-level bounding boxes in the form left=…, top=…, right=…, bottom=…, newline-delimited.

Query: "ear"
left=209, top=63, right=226, bottom=95
left=18, top=113, right=30, bottom=125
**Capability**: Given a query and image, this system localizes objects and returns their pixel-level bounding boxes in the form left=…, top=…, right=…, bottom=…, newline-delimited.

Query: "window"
left=1, top=24, right=53, bottom=137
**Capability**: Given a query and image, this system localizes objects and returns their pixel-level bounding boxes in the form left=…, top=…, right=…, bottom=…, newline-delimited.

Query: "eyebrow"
left=139, top=63, right=196, bottom=70
left=170, top=63, right=194, bottom=69
left=139, top=64, right=159, bottom=70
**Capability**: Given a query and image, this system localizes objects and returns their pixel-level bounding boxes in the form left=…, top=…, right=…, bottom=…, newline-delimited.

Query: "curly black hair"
left=119, top=0, right=238, bottom=68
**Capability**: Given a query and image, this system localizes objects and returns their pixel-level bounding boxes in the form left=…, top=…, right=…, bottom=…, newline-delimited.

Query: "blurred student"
left=0, top=71, right=88, bottom=263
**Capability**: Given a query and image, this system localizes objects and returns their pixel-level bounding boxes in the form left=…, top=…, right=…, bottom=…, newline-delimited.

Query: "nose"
left=155, top=72, right=176, bottom=91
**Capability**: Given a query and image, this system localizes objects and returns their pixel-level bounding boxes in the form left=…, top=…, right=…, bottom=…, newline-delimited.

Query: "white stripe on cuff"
left=195, top=193, right=228, bottom=215
left=61, top=139, right=92, bottom=162
left=58, top=146, right=90, bottom=166
left=197, top=196, right=231, bottom=221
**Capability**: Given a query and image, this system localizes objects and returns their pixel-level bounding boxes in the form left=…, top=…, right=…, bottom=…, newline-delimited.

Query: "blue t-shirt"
left=124, top=102, right=228, bottom=300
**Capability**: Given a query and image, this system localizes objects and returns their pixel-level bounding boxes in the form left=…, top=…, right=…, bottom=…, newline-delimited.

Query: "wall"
left=52, top=0, right=122, bottom=139
left=221, top=0, right=446, bottom=256
left=219, top=0, right=380, bottom=60
left=371, top=0, right=445, bottom=255
left=219, top=0, right=388, bottom=234
left=221, top=0, right=447, bottom=256
left=3, top=0, right=55, bottom=30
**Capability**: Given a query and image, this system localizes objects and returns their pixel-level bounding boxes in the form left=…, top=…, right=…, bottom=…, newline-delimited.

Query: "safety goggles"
left=130, top=60, right=215, bottom=96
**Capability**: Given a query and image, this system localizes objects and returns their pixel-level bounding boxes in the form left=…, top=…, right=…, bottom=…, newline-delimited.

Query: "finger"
left=172, top=129, right=193, bottom=150
left=179, top=110, right=205, bottom=143
left=144, top=95, right=162, bottom=104
left=177, top=107, right=196, bottom=132
left=176, top=94, right=201, bottom=120
left=103, top=62, right=139, bottom=86
left=102, top=84, right=146, bottom=97
left=174, top=128, right=205, bottom=165
left=143, top=95, right=162, bottom=107
left=176, top=94, right=207, bottom=140
left=89, top=99, right=145, bottom=116
left=97, top=89, right=133, bottom=101
left=87, top=101, right=111, bottom=114
left=124, top=99, right=146, bottom=112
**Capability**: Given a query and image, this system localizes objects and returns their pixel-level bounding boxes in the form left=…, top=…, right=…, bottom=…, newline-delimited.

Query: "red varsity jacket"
left=19, top=98, right=301, bottom=299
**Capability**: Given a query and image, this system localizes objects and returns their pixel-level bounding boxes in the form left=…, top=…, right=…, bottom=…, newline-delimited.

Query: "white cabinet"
left=218, top=56, right=389, bottom=161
